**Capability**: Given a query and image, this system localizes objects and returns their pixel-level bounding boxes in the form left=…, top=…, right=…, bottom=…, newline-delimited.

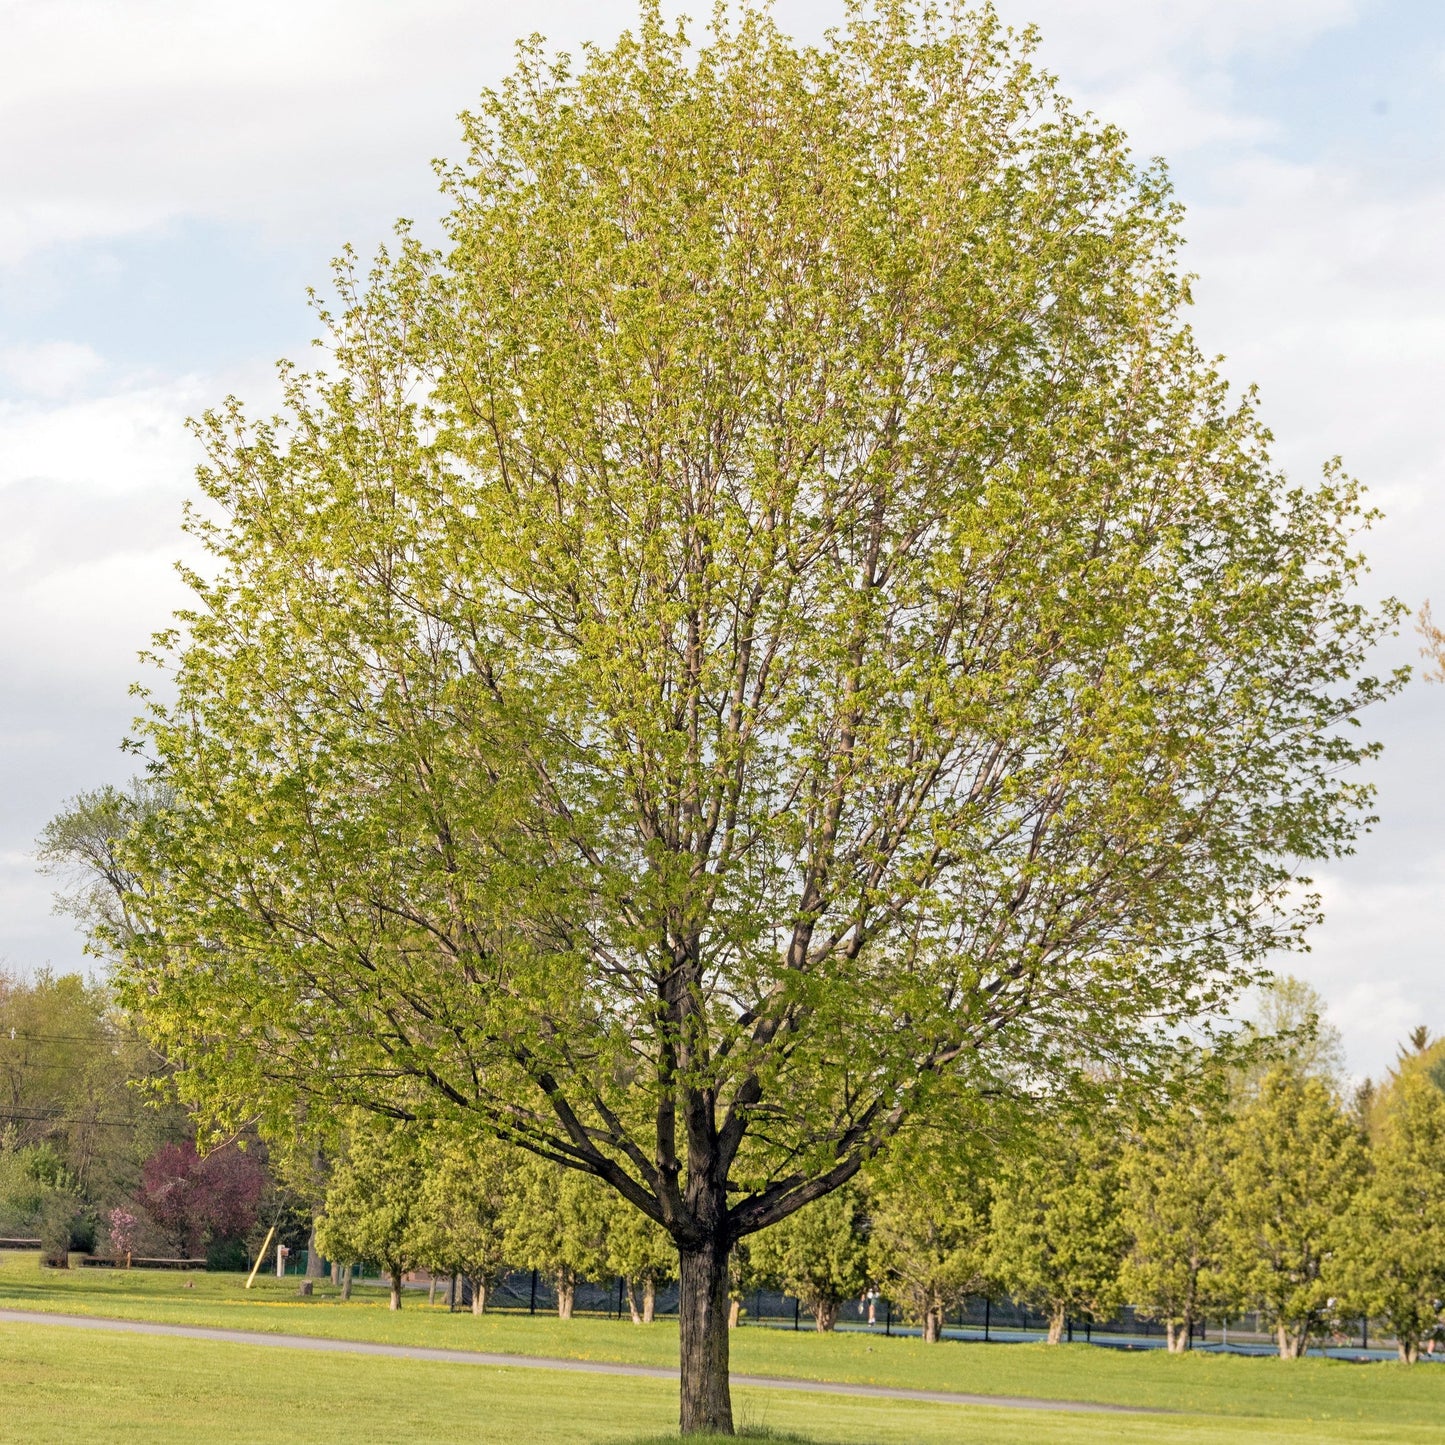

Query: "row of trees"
left=303, top=1006, right=1445, bottom=1364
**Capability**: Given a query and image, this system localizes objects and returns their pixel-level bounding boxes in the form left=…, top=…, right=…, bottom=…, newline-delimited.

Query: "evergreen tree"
left=866, top=1136, right=990, bottom=1342
left=1119, top=1100, right=1231, bottom=1351
left=412, top=1133, right=514, bottom=1315
left=750, top=1187, right=869, bottom=1331
left=989, top=1124, right=1125, bottom=1344
left=503, top=1156, right=612, bottom=1319
left=607, top=1198, right=675, bottom=1324
left=314, top=1119, right=426, bottom=1309
left=1219, top=1068, right=1365, bottom=1358
left=1337, top=1072, right=1445, bottom=1361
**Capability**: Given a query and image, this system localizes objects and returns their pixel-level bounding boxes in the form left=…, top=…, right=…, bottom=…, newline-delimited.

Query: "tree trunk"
left=1046, top=1304, right=1066, bottom=1346
left=556, top=1270, right=575, bottom=1320
left=306, top=1218, right=325, bottom=1279
left=643, top=1277, right=656, bottom=1325
left=626, top=1277, right=643, bottom=1325
left=922, top=1307, right=942, bottom=1343
left=727, top=1296, right=741, bottom=1329
left=1167, top=1316, right=1194, bottom=1354
left=428, top=1275, right=438, bottom=1306
left=331, top=1260, right=341, bottom=1287
left=340, top=1264, right=352, bottom=1301
left=1399, top=1338, right=1419, bottom=1364
left=812, top=1299, right=839, bottom=1332
left=678, top=1236, right=733, bottom=1436
left=470, top=1278, right=486, bottom=1316
left=389, top=1267, right=403, bottom=1311
left=1276, top=1323, right=1305, bottom=1359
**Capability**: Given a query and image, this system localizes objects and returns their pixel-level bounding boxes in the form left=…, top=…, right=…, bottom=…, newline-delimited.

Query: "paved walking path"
left=0, top=1307, right=1163, bottom=1415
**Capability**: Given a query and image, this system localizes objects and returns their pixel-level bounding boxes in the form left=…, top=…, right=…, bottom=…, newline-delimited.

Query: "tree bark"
left=556, top=1270, right=575, bottom=1320
left=643, top=1277, right=656, bottom=1325
left=812, top=1299, right=840, bottom=1332
left=340, top=1264, right=352, bottom=1300
left=922, top=1307, right=942, bottom=1343
left=727, top=1296, right=741, bottom=1329
left=428, top=1275, right=438, bottom=1306
left=1046, top=1304, right=1066, bottom=1345
left=626, top=1277, right=643, bottom=1325
left=678, top=1236, right=733, bottom=1435
left=389, top=1267, right=403, bottom=1311
left=470, top=1277, right=488, bottom=1315
left=1399, top=1339, right=1419, bottom=1364
left=1166, top=1316, right=1193, bottom=1354
left=331, top=1260, right=341, bottom=1287
left=1276, top=1323, right=1305, bottom=1359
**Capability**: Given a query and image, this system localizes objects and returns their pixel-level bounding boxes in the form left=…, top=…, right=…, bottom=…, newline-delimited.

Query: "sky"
left=1, top=0, right=1441, bottom=1082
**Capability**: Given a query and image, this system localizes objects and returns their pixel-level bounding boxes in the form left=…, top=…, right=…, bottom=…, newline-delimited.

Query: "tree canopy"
left=109, top=2, right=1399, bottom=1431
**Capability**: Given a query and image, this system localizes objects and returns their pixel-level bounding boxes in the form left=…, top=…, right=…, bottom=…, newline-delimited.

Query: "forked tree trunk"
left=389, top=1267, right=403, bottom=1311
left=643, top=1277, right=657, bottom=1325
left=678, top=1236, right=733, bottom=1435
left=1046, top=1304, right=1066, bottom=1345
left=470, top=1278, right=487, bottom=1316
left=1399, top=1338, right=1420, bottom=1364
left=556, top=1270, right=575, bottom=1320
left=1276, top=1323, right=1306, bottom=1359
left=1166, top=1317, right=1193, bottom=1354
left=812, top=1299, right=839, bottom=1332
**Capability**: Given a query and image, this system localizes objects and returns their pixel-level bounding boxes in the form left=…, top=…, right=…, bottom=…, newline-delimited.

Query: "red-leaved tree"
left=139, top=1140, right=266, bottom=1256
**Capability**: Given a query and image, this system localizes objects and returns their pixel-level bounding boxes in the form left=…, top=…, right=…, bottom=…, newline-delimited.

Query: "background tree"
left=1337, top=1071, right=1445, bottom=1361
left=137, top=1139, right=266, bottom=1261
left=1234, top=976, right=1347, bottom=1097
left=1219, top=1067, right=1365, bottom=1358
left=107, top=5, right=1400, bottom=1432
left=607, top=1197, right=676, bottom=1325
left=866, top=1132, right=992, bottom=1342
left=503, top=1156, right=612, bottom=1320
left=989, top=1123, right=1126, bottom=1344
left=314, top=1119, right=426, bottom=1309
left=1119, top=1096, right=1231, bottom=1351
left=1420, top=602, right=1445, bottom=682
left=412, top=1131, right=514, bottom=1315
left=750, top=1186, right=869, bottom=1332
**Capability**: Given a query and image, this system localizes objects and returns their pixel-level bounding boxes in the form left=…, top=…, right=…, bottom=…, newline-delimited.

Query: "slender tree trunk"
left=922, top=1307, right=942, bottom=1343
left=727, top=1296, right=741, bottom=1329
left=643, top=1277, right=656, bottom=1325
left=340, top=1264, right=353, bottom=1300
left=305, top=1218, right=324, bottom=1280
left=556, top=1270, right=575, bottom=1320
left=389, top=1267, right=403, bottom=1311
left=471, top=1278, right=486, bottom=1316
left=626, top=1277, right=643, bottom=1325
left=331, top=1260, right=341, bottom=1287
left=678, top=1235, right=733, bottom=1435
left=428, top=1275, right=438, bottom=1306
left=1046, top=1304, right=1066, bottom=1346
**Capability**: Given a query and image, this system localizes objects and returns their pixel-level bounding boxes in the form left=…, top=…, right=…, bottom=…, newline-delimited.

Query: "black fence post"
left=793, top=1298, right=800, bottom=1331
left=885, top=1300, right=892, bottom=1337
left=1362, top=1317, right=1368, bottom=1352
left=617, top=1276, right=625, bottom=1320
left=983, top=1297, right=990, bottom=1342
left=529, top=1268, right=538, bottom=1315
left=1085, top=1319, right=1091, bottom=1344
left=1067, top=1318, right=1073, bottom=1344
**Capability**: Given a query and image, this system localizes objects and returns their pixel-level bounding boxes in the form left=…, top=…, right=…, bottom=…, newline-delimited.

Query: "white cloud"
left=0, top=340, right=105, bottom=400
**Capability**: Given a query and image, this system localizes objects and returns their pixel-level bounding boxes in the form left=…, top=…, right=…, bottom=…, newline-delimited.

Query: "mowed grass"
left=1, top=1322, right=1440, bottom=1445
left=4, top=1253, right=1445, bottom=1441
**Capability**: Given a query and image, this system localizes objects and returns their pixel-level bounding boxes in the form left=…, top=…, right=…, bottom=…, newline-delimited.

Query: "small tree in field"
left=750, top=1186, right=869, bottom=1332
left=866, top=1133, right=992, bottom=1342
left=989, top=1123, right=1126, bottom=1344
left=1337, top=1072, right=1445, bottom=1361
left=106, top=4, right=1399, bottom=1431
left=1219, top=1068, right=1365, bottom=1358
left=314, top=1121, right=425, bottom=1309
left=412, top=1133, right=513, bottom=1315
left=1119, top=1098, right=1231, bottom=1352
left=607, top=1199, right=676, bottom=1325
left=503, top=1156, right=612, bottom=1320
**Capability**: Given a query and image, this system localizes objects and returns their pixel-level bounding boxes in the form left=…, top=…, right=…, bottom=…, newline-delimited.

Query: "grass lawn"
left=4, top=1252, right=1444, bottom=1442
